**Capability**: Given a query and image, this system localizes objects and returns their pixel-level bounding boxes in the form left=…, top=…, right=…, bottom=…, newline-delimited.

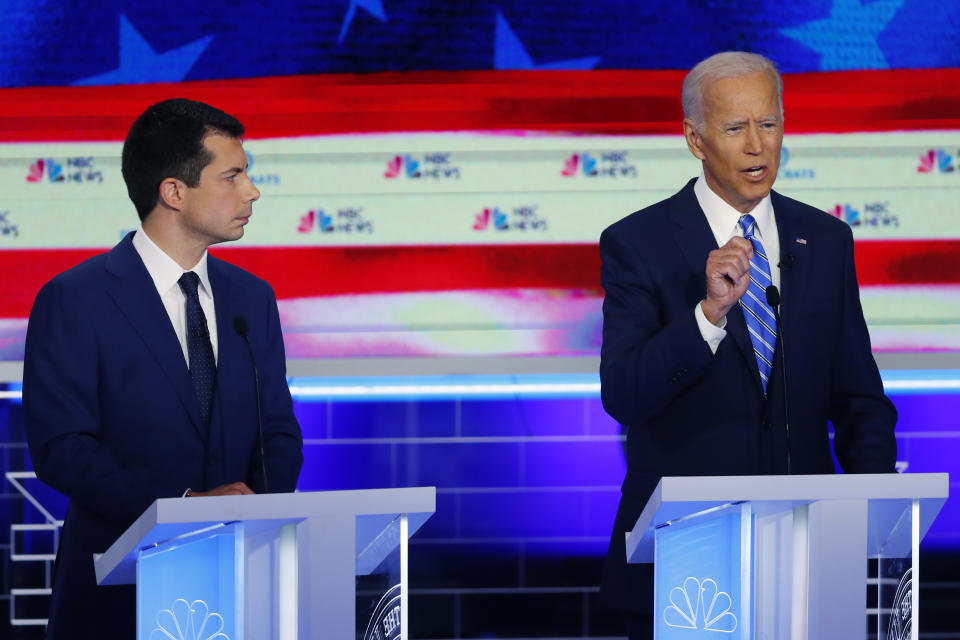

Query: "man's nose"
left=744, top=124, right=762, bottom=154
left=245, top=176, right=260, bottom=202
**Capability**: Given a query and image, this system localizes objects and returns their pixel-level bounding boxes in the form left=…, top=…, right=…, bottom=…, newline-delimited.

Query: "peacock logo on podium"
left=663, top=577, right=738, bottom=633
left=150, top=599, right=229, bottom=640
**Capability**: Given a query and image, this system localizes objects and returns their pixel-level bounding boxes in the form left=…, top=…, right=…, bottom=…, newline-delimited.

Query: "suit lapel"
left=669, top=181, right=761, bottom=391
left=771, top=191, right=813, bottom=329
left=104, top=233, right=205, bottom=436
left=209, top=258, right=242, bottom=400
left=206, top=257, right=248, bottom=450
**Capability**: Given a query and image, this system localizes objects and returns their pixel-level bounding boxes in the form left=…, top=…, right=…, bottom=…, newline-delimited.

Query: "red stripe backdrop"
left=2, top=70, right=958, bottom=318
left=0, top=240, right=957, bottom=318
left=2, top=68, right=960, bottom=141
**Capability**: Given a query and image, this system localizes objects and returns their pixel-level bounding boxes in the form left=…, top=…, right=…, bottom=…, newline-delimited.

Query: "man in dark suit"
left=597, top=52, right=897, bottom=639
left=23, top=99, right=303, bottom=639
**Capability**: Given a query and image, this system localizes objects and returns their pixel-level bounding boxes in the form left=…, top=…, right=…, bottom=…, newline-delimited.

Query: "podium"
left=93, top=487, right=435, bottom=640
left=625, top=474, right=948, bottom=640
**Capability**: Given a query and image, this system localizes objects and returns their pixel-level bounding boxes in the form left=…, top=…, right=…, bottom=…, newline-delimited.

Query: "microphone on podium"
left=234, top=316, right=270, bottom=493
left=765, top=285, right=791, bottom=475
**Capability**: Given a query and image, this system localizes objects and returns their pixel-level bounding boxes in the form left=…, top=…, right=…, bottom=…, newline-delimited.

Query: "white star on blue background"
left=338, top=0, right=388, bottom=44
left=73, top=15, right=212, bottom=86
left=494, top=11, right=599, bottom=70
left=781, top=0, right=905, bottom=70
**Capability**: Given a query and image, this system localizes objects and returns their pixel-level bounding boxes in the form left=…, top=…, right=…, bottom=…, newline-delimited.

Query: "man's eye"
left=727, top=126, right=743, bottom=133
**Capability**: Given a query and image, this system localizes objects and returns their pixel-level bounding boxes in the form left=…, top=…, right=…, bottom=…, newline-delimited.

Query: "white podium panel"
left=94, top=488, right=436, bottom=640
left=626, top=474, right=948, bottom=640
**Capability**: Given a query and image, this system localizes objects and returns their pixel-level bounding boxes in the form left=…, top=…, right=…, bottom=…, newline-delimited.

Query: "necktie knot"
left=178, top=271, right=201, bottom=300
left=739, top=214, right=757, bottom=240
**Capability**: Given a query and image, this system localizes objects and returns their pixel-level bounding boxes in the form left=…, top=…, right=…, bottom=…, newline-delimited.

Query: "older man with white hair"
left=597, top=51, right=896, bottom=638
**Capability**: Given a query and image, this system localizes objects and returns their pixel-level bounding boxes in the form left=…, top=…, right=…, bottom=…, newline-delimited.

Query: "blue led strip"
left=287, top=374, right=602, bottom=401
left=880, top=370, right=960, bottom=395
left=286, top=370, right=960, bottom=400
left=1, top=370, right=958, bottom=402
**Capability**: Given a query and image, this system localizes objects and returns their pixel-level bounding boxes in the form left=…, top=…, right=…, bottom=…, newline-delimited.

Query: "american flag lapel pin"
left=796, top=237, right=807, bottom=245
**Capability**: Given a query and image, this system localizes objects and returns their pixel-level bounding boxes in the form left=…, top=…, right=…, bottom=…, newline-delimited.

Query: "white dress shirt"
left=132, top=225, right=219, bottom=366
left=692, top=173, right=780, bottom=354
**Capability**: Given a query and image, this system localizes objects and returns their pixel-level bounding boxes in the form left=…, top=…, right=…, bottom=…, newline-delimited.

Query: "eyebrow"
left=220, top=166, right=244, bottom=176
left=722, top=116, right=780, bottom=127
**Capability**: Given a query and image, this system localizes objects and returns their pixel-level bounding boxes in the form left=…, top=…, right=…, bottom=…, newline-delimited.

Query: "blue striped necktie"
left=738, top=214, right=777, bottom=395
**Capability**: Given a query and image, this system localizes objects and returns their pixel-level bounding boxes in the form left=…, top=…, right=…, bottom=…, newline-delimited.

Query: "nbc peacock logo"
left=663, top=577, right=738, bottom=633
left=151, top=599, right=229, bottom=640
left=560, top=151, right=636, bottom=178
left=25, top=157, right=103, bottom=183
left=384, top=153, right=460, bottom=179
left=917, top=149, right=955, bottom=173
left=472, top=205, right=547, bottom=232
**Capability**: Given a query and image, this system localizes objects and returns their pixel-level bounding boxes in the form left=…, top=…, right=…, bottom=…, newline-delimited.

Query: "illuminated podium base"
left=626, top=474, right=947, bottom=640
left=93, top=488, right=435, bottom=639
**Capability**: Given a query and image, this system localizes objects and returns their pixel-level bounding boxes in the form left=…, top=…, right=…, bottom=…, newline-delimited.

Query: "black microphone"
left=234, top=316, right=269, bottom=494
left=778, top=253, right=795, bottom=270
left=765, top=285, right=791, bottom=475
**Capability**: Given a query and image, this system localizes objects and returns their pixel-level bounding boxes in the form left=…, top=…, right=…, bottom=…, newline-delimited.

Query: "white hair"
left=682, top=52, right=783, bottom=132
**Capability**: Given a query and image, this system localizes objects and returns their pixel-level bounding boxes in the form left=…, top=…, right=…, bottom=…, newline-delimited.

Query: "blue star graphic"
left=338, top=0, right=388, bottom=44
left=494, top=11, right=599, bottom=70
left=780, top=0, right=905, bottom=71
left=73, top=15, right=212, bottom=86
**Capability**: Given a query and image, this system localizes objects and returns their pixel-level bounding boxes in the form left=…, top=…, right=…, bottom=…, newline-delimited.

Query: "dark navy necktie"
left=738, top=214, right=778, bottom=395
left=178, top=271, right=216, bottom=427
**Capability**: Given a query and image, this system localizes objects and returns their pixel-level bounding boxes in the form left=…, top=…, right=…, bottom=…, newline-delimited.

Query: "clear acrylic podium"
left=93, top=487, right=436, bottom=640
left=625, top=474, right=948, bottom=640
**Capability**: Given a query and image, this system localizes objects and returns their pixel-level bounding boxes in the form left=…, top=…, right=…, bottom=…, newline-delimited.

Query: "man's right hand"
left=701, top=236, right=753, bottom=326
left=188, top=482, right=254, bottom=497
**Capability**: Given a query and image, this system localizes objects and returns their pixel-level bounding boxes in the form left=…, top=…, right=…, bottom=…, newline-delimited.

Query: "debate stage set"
left=1, top=2, right=959, bottom=639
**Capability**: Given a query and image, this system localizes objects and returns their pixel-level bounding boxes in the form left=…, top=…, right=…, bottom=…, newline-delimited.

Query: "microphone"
left=779, top=253, right=795, bottom=270
left=234, top=316, right=269, bottom=494
left=765, top=285, right=791, bottom=475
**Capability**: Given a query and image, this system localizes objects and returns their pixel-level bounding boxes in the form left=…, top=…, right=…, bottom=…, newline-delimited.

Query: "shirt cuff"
left=695, top=301, right=727, bottom=355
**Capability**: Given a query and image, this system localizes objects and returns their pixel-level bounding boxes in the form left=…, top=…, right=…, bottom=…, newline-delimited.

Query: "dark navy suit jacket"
left=23, top=232, right=303, bottom=639
left=598, top=180, right=896, bottom=613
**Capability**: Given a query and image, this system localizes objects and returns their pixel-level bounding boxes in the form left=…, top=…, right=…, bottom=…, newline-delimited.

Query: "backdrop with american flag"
left=1, top=0, right=959, bottom=364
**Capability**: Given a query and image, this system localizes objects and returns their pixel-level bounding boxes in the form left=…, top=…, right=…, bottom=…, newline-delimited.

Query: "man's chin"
left=735, top=184, right=774, bottom=212
left=207, top=230, right=244, bottom=246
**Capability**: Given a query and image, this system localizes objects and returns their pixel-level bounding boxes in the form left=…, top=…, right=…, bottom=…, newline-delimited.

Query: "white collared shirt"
left=692, top=172, right=781, bottom=354
left=132, top=225, right=219, bottom=366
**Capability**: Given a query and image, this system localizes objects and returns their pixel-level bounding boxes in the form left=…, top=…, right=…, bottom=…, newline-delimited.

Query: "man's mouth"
left=742, top=166, right=766, bottom=178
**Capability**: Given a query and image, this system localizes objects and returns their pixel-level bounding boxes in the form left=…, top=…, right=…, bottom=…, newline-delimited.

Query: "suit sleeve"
left=599, top=226, right=714, bottom=426
left=23, top=279, right=161, bottom=524
left=250, top=283, right=303, bottom=493
left=828, top=225, right=898, bottom=473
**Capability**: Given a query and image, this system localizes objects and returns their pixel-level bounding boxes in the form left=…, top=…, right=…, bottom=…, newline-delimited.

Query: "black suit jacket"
left=23, top=232, right=304, bottom=639
left=597, top=179, right=896, bottom=612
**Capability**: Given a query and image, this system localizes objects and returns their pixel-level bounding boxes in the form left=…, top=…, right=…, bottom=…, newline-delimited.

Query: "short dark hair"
left=121, top=98, right=245, bottom=221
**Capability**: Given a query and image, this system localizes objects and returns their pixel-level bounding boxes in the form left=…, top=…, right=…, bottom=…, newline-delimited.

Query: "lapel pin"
left=795, top=237, right=807, bottom=245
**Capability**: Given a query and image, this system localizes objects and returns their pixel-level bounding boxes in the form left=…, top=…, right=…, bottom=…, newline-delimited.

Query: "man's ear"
left=683, top=119, right=707, bottom=161
left=157, top=178, right=185, bottom=211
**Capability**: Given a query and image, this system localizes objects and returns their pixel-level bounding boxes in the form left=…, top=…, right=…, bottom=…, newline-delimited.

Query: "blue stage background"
left=2, top=0, right=959, bottom=87
left=1, top=1, right=958, bottom=637
left=1, top=378, right=958, bottom=637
